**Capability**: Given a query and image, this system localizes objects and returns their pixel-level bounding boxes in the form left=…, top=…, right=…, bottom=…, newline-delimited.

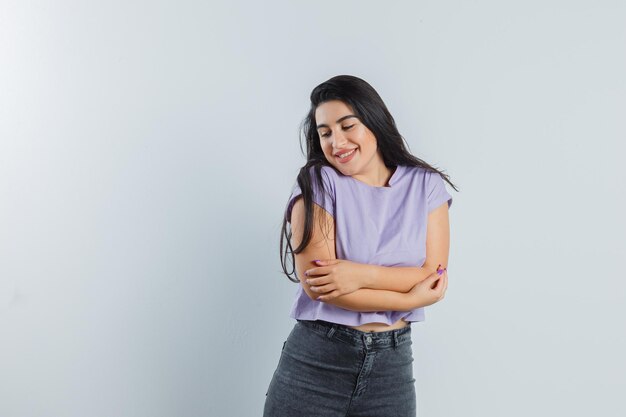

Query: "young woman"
left=264, top=75, right=458, bottom=417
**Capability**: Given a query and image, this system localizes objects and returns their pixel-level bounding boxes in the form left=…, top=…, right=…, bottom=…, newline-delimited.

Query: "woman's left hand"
left=303, top=259, right=369, bottom=301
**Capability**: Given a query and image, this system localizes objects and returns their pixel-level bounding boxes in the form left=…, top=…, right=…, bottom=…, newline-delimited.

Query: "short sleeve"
left=426, top=170, right=453, bottom=213
left=284, top=166, right=336, bottom=223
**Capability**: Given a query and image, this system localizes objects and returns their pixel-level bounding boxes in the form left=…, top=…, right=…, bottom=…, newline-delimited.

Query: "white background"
left=1, top=1, right=624, bottom=416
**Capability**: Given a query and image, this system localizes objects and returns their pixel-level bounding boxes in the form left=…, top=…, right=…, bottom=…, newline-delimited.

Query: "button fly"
left=365, top=335, right=372, bottom=344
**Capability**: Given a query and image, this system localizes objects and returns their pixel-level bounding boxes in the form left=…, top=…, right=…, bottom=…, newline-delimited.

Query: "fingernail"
left=304, top=271, right=309, bottom=276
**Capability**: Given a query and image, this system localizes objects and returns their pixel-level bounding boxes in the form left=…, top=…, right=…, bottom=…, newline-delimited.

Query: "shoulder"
left=306, top=164, right=340, bottom=188
left=315, top=164, right=339, bottom=178
left=404, top=165, right=441, bottom=179
left=400, top=166, right=448, bottom=198
left=401, top=164, right=430, bottom=181
left=285, top=165, right=338, bottom=222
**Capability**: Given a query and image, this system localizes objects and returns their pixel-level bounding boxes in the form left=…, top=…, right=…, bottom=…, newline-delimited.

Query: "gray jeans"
left=264, top=319, right=416, bottom=417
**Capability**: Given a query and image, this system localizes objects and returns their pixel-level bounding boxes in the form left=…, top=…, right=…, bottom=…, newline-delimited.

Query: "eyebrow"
left=316, top=114, right=358, bottom=130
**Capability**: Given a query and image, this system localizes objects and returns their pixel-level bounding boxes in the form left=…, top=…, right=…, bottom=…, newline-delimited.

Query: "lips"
left=334, top=148, right=357, bottom=157
left=335, top=147, right=357, bottom=164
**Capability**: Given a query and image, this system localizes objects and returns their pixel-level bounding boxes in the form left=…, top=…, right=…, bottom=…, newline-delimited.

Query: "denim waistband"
left=296, top=319, right=411, bottom=350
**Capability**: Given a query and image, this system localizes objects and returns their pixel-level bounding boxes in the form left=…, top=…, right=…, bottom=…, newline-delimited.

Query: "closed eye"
left=320, top=125, right=355, bottom=138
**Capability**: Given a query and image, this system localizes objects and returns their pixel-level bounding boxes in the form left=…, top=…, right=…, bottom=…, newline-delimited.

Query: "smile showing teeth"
left=337, top=149, right=356, bottom=158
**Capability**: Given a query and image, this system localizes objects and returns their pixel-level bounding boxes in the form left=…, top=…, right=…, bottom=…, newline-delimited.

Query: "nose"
left=332, top=129, right=349, bottom=148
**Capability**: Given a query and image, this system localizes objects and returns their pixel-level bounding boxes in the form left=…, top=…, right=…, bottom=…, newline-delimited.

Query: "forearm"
left=362, top=264, right=438, bottom=293
left=321, top=288, right=413, bottom=312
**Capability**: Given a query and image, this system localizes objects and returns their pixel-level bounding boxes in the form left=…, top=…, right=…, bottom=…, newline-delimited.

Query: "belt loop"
left=393, top=331, right=399, bottom=349
left=326, top=323, right=337, bottom=338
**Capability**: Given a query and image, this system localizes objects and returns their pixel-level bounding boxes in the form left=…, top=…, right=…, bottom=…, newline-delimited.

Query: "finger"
left=428, top=272, right=441, bottom=282
left=439, top=273, right=448, bottom=288
left=433, top=274, right=445, bottom=290
left=438, top=270, right=448, bottom=282
left=305, top=267, right=326, bottom=277
left=305, top=277, right=329, bottom=286
left=428, top=275, right=440, bottom=290
left=431, top=270, right=444, bottom=282
left=311, top=283, right=335, bottom=294
left=435, top=268, right=447, bottom=278
left=317, top=290, right=340, bottom=301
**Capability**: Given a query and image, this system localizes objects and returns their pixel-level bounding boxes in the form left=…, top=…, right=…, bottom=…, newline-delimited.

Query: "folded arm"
left=361, top=200, right=450, bottom=292
left=289, top=197, right=416, bottom=312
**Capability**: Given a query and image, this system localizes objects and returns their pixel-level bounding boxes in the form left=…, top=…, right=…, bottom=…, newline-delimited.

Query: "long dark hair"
left=279, top=74, right=459, bottom=283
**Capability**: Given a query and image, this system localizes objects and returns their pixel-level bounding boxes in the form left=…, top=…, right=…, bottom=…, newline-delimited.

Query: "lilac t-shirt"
left=284, top=164, right=453, bottom=326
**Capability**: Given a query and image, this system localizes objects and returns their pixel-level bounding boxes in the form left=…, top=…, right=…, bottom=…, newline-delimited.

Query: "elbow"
left=300, top=280, right=319, bottom=301
left=306, top=291, right=319, bottom=302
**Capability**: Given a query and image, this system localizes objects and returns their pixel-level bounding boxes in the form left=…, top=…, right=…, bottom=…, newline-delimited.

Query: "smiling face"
left=315, top=100, right=386, bottom=180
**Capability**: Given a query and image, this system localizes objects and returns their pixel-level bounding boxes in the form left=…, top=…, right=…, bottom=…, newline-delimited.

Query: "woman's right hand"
left=406, top=269, right=448, bottom=309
